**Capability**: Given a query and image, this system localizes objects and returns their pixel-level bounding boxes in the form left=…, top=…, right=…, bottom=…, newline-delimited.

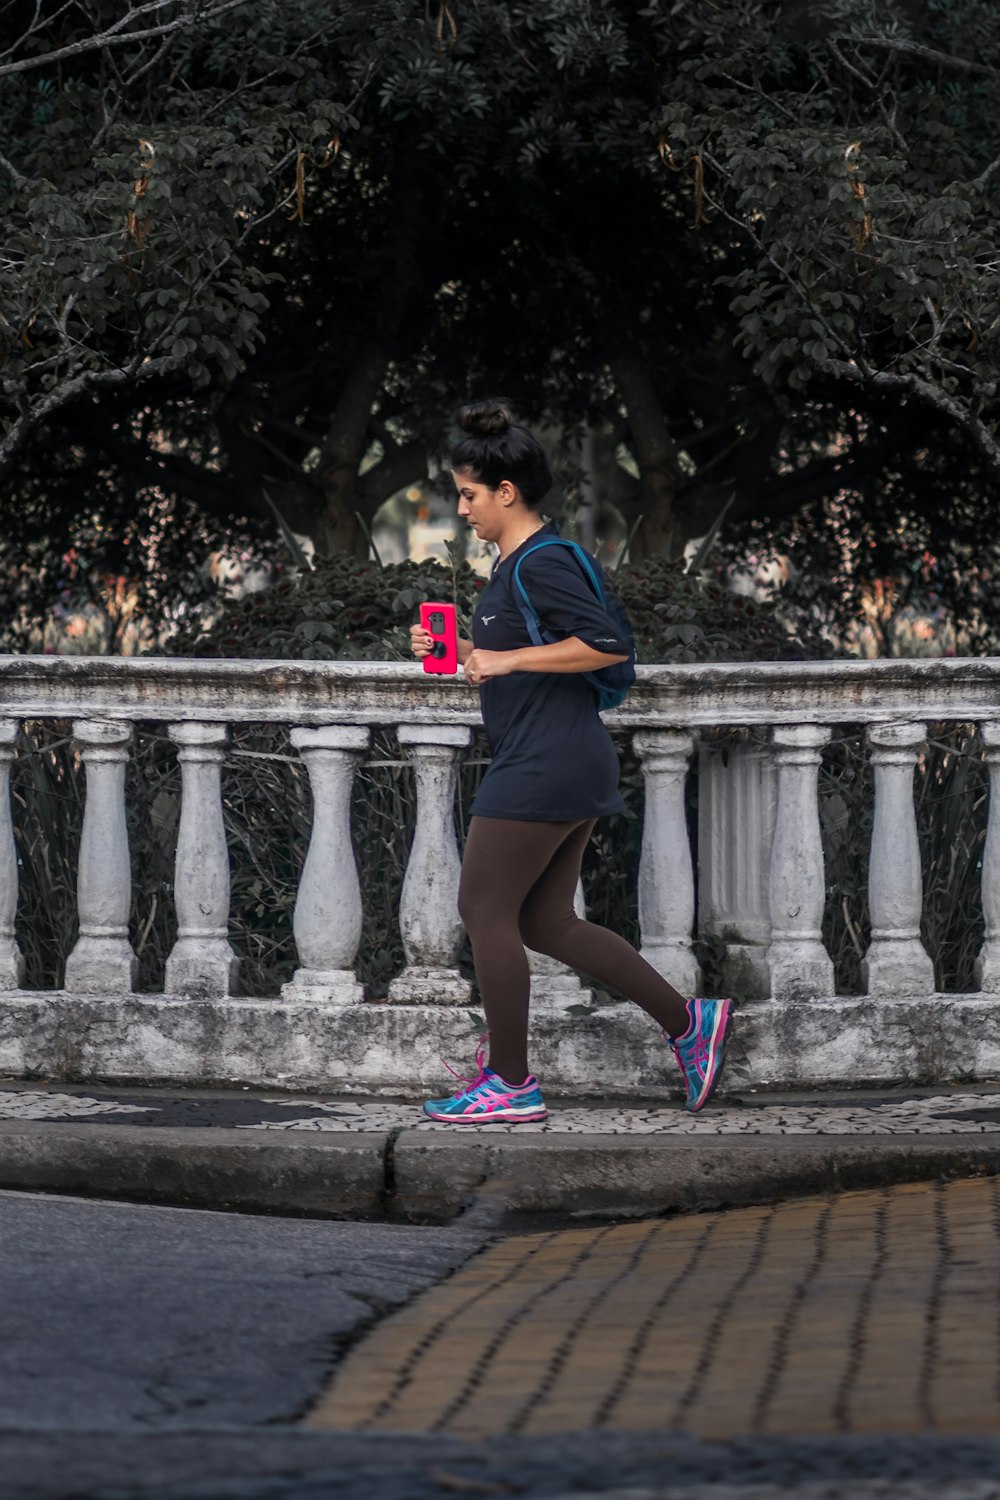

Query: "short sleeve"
left=517, top=548, right=628, bottom=656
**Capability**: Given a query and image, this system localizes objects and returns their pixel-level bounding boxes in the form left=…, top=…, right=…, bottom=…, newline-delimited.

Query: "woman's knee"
left=458, top=869, right=501, bottom=937
left=457, top=878, right=483, bottom=934
left=518, top=909, right=575, bottom=957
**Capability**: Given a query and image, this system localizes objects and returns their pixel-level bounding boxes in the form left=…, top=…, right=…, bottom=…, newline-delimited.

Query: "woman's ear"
left=496, top=480, right=518, bottom=507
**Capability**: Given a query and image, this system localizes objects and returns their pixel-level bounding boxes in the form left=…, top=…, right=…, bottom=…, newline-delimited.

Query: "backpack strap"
left=511, top=537, right=605, bottom=646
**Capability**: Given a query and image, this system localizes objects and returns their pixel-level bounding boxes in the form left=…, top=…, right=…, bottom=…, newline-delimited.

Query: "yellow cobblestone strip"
left=303, top=1179, right=1000, bottom=1440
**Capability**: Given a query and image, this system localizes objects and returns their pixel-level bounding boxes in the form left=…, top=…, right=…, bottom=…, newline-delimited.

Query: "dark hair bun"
left=451, top=396, right=552, bottom=509
left=458, top=399, right=513, bottom=436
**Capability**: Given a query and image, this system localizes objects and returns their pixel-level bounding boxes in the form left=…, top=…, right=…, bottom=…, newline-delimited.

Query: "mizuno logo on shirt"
left=481, top=614, right=496, bottom=625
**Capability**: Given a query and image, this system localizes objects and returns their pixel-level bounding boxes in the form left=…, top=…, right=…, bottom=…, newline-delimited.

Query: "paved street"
left=0, top=1190, right=486, bottom=1432
left=308, top=1178, right=1000, bottom=1440
left=4, top=1180, right=1000, bottom=1499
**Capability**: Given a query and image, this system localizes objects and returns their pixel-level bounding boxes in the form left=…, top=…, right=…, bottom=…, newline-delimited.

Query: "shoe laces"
left=440, top=1032, right=490, bottom=1092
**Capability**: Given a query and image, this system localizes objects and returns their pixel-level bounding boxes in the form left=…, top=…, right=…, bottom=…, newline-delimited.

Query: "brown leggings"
left=457, top=815, right=690, bottom=1085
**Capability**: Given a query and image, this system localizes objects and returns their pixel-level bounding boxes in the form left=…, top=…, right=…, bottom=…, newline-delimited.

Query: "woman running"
left=409, top=400, right=732, bottom=1122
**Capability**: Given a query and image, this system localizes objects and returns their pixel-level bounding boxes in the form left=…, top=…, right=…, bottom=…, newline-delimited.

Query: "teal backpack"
left=510, top=537, right=637, bottom=711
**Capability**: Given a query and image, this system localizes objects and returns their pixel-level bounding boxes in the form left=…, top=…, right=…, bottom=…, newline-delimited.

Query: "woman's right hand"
left=410, top=623, right=434, bottom=659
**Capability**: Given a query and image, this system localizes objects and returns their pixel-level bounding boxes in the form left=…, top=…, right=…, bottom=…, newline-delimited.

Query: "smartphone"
left=420, top=601, right=458, bottom=674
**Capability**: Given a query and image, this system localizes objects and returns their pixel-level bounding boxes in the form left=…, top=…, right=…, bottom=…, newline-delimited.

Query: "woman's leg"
left=518, top=821, right=691, bottom=1038
left=458, top=815, right=588, bottom=1084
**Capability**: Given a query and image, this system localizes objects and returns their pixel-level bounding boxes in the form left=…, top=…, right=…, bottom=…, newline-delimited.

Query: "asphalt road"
left=4, top=1189, right=1000, bottom=1500
left=0, top=1189, right=488, bottom=1432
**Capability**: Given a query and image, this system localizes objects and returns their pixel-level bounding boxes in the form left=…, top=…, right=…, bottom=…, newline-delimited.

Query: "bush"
left=172, top=548, right=820, bottom=665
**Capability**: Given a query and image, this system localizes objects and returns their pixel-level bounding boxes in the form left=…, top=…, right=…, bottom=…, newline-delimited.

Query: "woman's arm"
left=463, top=637, right=627, bottom=684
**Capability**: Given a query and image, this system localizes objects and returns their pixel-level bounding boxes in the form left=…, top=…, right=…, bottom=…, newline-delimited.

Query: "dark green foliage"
left=172, top=553, right=487, bottom=661
left=3, top=0, right=999, bottom=630
left=616, top=558, right=822, bottom=664
left=173, top=550, right=822, bottom=665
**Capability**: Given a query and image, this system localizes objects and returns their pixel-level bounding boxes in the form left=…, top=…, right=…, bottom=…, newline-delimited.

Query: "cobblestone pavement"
left=306, top=1178, right=1000, bottom=1442
left=4, top=1081, right=1000, bottom=1134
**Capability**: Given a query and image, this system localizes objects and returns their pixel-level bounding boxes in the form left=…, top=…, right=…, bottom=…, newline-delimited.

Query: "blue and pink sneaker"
left=669, top=997, right=734, bottom=1113
left=422, top=1040, right=548, bottom=1124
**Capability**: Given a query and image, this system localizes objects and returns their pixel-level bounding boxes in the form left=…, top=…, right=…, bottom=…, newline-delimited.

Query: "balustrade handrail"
left=2, top=652, right=1000, bottom=726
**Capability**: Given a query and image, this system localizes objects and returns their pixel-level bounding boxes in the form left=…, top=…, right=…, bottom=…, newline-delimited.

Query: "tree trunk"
left=216, top=407, right=322, bottom=540
left=610, top=351, right=683, bottom=563
left=315, top=339, right=394, bottom=560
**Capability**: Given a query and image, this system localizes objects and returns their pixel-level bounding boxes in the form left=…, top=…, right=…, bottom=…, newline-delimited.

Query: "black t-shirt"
left=470, top=526, right=628, bottom=822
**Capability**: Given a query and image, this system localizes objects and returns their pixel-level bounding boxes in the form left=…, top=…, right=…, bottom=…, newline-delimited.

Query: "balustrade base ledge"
left=0, top=991, right=999, bottom=1096
left=0, top=954, right=25, bottom=990
left=387, top=968, right=473, bottom=1007
left=281, top=970, right=366, bottom=1006
left=531, top=979, right=594, bottom=1015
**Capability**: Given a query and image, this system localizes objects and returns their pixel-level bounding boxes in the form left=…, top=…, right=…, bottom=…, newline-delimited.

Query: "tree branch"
left=974, top=153, right=1000, bottom=187
left=0, top=149, right=27, bottom=188
left=0, top=359, right=174, bottom=477
left=826, top=36, right=877, bottom=89
left=0, top=0, right=250, bottom=79
left=97, top=428, right=242, bottom=517
left=829, top=359, right=1000, bottom=479
left=358, top=440, right=428, bottom=512
left=748, top=434, right=903, bottom=521
left=838, top=34, right=1000, bottom=80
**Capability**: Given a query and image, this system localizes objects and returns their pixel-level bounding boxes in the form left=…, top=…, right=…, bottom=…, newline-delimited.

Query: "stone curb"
left=392, top=1130, right=1000, bottom=1221
left=0, top=1118, right=998, bottom=1222
left=0, top=1122, right=389, bottom=1218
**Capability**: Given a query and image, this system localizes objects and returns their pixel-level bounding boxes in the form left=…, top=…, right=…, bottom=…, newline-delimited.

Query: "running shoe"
left=669, top=997, right=734, bottom=1113
left=422, top=1039, right=548, bottom=1124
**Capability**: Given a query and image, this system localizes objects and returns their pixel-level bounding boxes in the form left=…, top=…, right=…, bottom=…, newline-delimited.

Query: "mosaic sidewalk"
left=3, top=1084, right=1000, bottom=1135
left=305, top=1178, right=1000, bottom=1441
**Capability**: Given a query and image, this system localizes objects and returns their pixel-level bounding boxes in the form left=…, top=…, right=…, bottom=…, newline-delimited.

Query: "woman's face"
left=453, top=468, right=510, bottom=545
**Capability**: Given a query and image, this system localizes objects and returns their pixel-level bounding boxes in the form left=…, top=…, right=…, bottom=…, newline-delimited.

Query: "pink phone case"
left=420, top=601, right=458, bottom=674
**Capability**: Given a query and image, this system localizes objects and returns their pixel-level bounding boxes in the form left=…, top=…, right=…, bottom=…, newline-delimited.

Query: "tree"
left=1, top=1, right=998, bottom=620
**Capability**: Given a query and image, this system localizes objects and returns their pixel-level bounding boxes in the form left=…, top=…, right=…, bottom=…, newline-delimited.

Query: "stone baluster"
left=64, top=720, right=137, bottom=993
left=698, top=738, right=777, bottom=999
left=165, top=723, right=239, bottom=997
left=863, top=722, right=935, bottom=996
left=767, top=725, right=834, bottom=1000
left=975, top=723, right=1000, bottom=992
left=281, top=725, right=369, bottom=1005
left=0, top=721, right=24, bottom=990
left=389, top=725, right=472, bottom=1005
left=633, top=730, right=699, bottom=997
left=528, top=880, right=591, bottom=1014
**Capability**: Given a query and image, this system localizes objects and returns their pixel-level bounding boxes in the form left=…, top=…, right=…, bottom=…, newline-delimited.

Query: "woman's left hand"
left=463, top=649, right=514, bottom=685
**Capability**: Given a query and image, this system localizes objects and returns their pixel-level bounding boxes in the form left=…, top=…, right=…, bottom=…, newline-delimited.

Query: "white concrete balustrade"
left=634, top=729, right=699, bottom=998
left=281, top=725, right=369, bottom=1006
left=165, top=722, right=239, bottom=998
left=0, top=719, right=24, bottom=990
left=767, top=724, right=834, bottom=1002
left=63, top=720, right=138, bottom=995
left=2, top=654, right=1000, bottom=1094
left=388, top=725, right=471, bottom=1006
